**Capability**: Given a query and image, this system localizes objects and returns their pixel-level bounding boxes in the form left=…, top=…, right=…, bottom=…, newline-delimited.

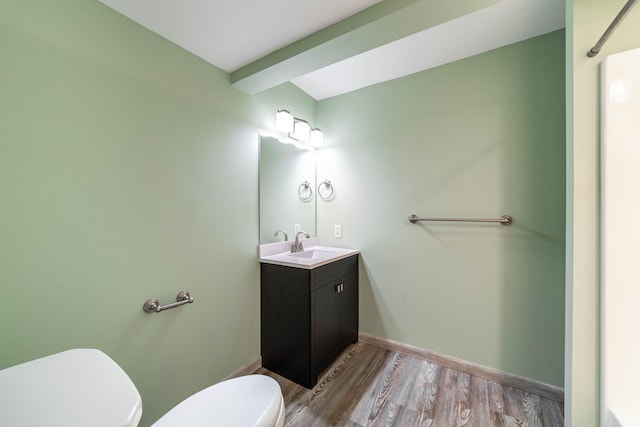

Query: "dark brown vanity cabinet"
left=260, top=254, right=358, bottom=388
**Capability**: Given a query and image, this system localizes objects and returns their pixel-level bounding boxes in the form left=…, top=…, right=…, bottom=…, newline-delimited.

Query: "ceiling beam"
left=230, top=0, right=501, bottom=95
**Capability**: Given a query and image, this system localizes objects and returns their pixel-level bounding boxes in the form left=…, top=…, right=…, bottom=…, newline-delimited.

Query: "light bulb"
left=275, top=109, right=294, bottom=133
left=310, top=128, right=324, bottom=146
left=292, top=119, right=311, bottom=141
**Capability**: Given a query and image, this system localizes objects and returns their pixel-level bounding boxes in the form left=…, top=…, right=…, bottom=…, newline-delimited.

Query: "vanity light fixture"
left=275, top=109, right=294, bottom=134
left=275, top=109, right=323, bottom=146
left=310, top=128, right=324, bottom=146
left=291, top=119, right=311, bottom=141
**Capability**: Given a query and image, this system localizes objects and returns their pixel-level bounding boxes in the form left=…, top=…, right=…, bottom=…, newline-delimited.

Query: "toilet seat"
left=0, top=349, right=143, bottom=427
left=151, top=374, right=284, bottom=427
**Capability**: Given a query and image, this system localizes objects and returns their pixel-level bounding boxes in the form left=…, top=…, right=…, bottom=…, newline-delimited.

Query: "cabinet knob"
left=335, top=283, right=344, bottom=293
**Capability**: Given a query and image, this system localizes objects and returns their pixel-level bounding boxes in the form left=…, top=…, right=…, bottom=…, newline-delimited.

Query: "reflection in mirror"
left=259, top=135, right=316, bottom=244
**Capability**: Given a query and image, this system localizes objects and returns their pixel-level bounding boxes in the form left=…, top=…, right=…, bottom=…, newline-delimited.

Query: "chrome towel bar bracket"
left=408, top=214, right=513, bottom=226
left=143, top=291, right=194, bottom=313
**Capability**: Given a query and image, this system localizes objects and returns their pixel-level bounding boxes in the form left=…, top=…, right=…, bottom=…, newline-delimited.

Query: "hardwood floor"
left=253, top=342, right=564, bottom=427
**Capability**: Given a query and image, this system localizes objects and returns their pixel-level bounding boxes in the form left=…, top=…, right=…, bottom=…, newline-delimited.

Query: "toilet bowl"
left=0, top=349, right=284, bottom=427
left=151, top=375, right=285, bottom=427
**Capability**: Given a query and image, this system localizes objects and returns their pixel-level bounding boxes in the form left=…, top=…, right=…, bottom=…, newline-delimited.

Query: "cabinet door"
left=337, top=272, right=359, bottom=350
left=311, top=281, right=340, bottom=382
left=261, top=263, right=312, bottom=387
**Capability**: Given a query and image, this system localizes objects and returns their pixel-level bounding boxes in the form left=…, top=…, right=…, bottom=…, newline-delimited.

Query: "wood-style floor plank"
left=430, top=366, right=458, bottom=426
left=252, top=342, right=564, bottom=427
left=541, top=398, right=565, bottom=427
left=467, top=374, right=492, bottom=426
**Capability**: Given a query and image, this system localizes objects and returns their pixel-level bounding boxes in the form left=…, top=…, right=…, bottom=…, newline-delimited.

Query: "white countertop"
left=258, top=240, right=359, bottom=269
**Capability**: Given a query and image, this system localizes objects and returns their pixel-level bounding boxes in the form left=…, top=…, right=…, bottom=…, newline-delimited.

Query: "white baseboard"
left=358, top=333, right=564, bottom=403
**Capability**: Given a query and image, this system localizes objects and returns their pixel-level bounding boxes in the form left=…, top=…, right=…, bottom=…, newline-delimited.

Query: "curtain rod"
left=588, top=0, right=639, bottom=57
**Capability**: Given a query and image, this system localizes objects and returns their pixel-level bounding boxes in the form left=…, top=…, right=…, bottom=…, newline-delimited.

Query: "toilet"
left=152, top=374, right=284, bottom=427
left=0, top=348, right=285, bottom=427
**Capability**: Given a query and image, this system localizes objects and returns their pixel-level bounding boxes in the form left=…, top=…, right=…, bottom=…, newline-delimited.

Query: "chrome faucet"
left=291, top=231, right=310, bottom=253
left=273, top=229, right=288, bottom=242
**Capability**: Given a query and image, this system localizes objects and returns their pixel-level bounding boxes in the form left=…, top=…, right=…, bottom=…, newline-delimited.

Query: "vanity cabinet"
left=260, top=254, right=358, bottom=388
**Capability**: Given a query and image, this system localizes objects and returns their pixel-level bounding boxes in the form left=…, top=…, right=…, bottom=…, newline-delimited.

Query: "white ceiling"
left=98, top=0, right=565, bottom=100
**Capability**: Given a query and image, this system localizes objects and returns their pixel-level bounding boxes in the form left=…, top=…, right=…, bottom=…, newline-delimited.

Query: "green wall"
left=316, top=30, right=566, bottom=387
left=567, top=0, right=640, bottom=425
left=0, top=1, right=314, bottom=425
left=0, top=0, right=586, bottom=423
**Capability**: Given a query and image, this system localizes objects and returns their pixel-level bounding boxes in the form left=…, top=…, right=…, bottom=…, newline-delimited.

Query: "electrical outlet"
left=334, top=224, right=342, bottom=238
left=294, top=224, right=300, bottom=234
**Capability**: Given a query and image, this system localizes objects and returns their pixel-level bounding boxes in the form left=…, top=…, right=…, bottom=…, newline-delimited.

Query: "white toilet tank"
left=0, top=348, right=143, bottom=427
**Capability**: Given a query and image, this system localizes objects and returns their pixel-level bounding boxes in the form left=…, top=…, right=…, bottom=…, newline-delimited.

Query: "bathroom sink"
left=259, top=243, right=359, bottom=269
left=288, top=249, right=336, bottom=259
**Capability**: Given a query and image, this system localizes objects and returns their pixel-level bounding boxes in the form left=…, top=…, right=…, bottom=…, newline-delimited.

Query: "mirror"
left=259, top=135, right=316, bottom=244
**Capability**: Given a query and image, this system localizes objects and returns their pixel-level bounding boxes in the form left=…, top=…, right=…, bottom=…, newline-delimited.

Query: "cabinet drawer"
left=310, top=255, right=358, bottom=291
